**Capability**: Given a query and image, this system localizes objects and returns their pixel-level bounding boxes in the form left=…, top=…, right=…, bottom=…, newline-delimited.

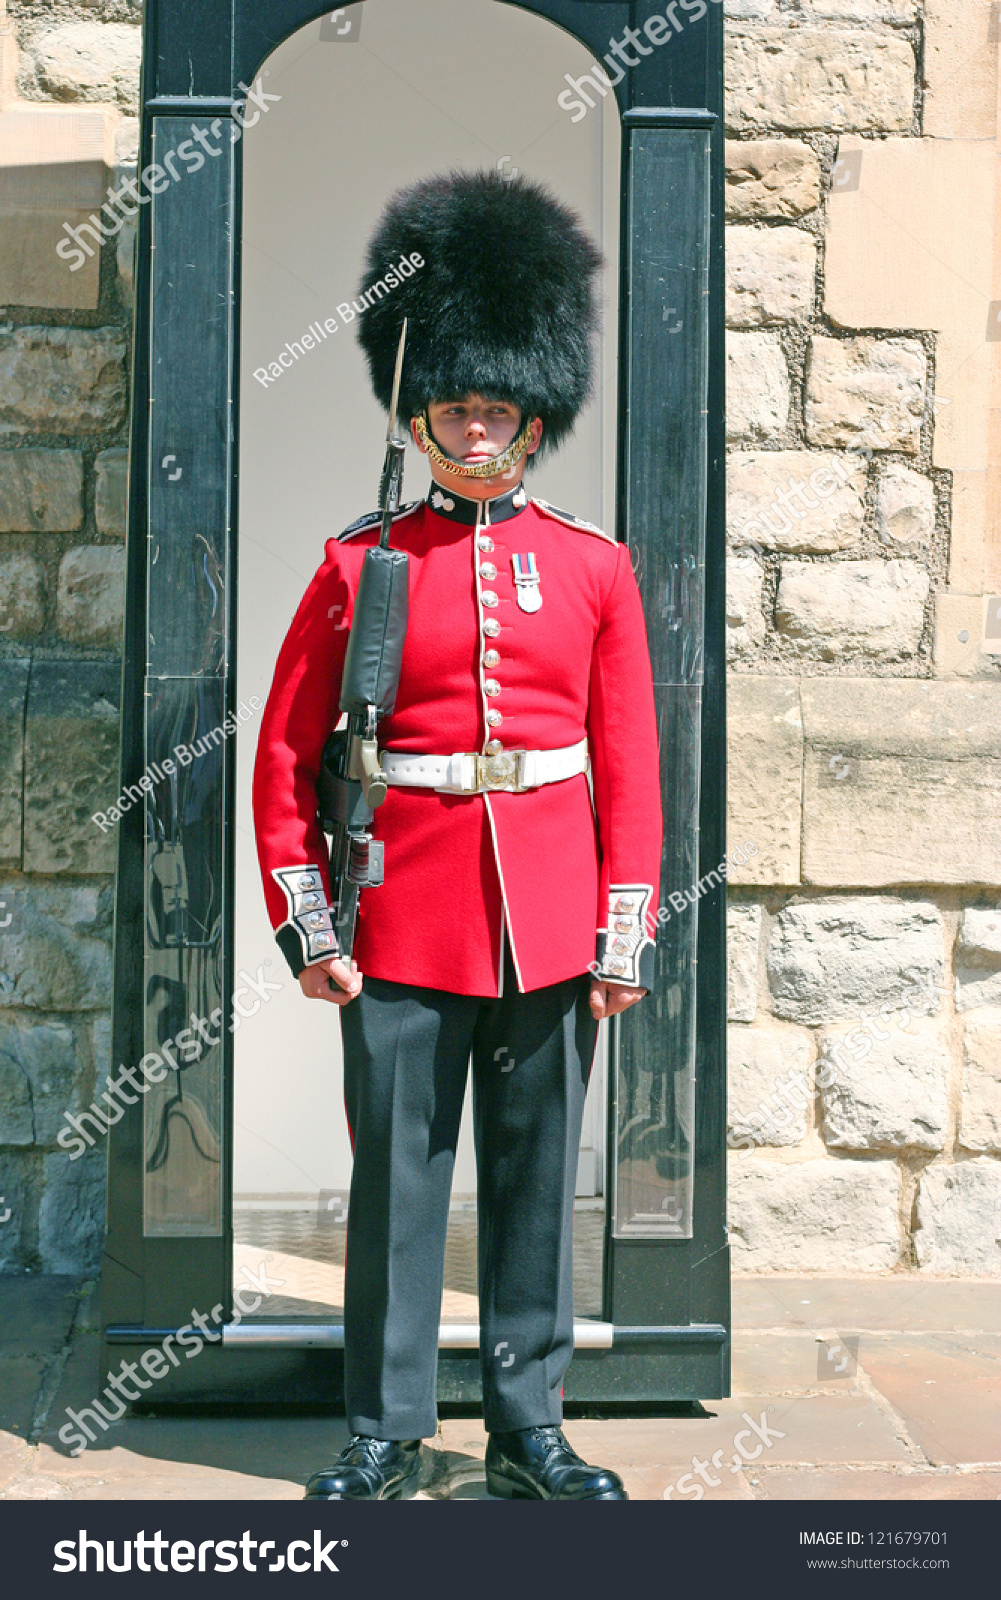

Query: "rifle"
left=316, top=321, right=410, bottom=958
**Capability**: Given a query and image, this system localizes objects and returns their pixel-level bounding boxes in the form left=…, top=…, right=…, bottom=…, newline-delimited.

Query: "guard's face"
left=426, top=395, right=524, bottom=462
left=413, top=394, right=543, bottom=501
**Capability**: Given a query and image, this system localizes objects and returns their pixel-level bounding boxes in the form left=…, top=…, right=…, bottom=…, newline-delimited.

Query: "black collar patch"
left=426, top=483, right=529, bottom=526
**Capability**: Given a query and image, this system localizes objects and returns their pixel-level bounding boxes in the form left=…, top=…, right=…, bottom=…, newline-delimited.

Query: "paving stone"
left=0, top=659, right=29, bottom=865
left=37, top=1147, right=106, bottom=1275
left=23, top=660, right=121, bottom=876
left=726, top=550, right=765, bottom=660
left=732, top=1276, right=1001, bottom=1333
left=876, top=462, right=935, bottom=551
left=0, top=449, right=83, bottom=532
left=731, top=1331, right=849, bottom=1395
left=819, top=1017, right=951, bottom=1152
left=16, top=1440, right=302, bottom=1500
left=955, top=909, right=1001, bottom=1013
left=724, top=138, right=822, bottom=220
left=805, top=336, right=926, bottom=454
left=0, top=1274, right=81, bottom=1354
left=0, top=1149, right=27, bottom=1271
left=756, top=1466, right=1001, bottom=1498
left=728, top=450, right=867, bottom=554
left=0, top=326, right=127, bottom=435
left=728, top=1156, right=902, bottom=1271
left=915, top=1158, right=1001, bottom=1276
left=728, top=1020, right=815, bottom=1148
left=23, top=23, right=142, bottom=111
left=959, top=1008, right=1001, bottom=1154
left=726, top=225, right=816, bottom=326
left=775, top=557, right=929, bottom=661
left=0, top=552, right=45, bottom=641
left=0, top=1355, right=47, bottom=1434
left=0, top=881, right=112, bottom=1011
left=56, top=544, right=125, bottom=648
left=725, top=27, right=915, bottom=133
left=800, top=680, right=1001, bottom=888
left=0, top=1429, right=31, bottom=1493
left=0, top=1016, right=83, bottom=1147
left=94, top=447, right=128, bottom=536
left=727, top=677, right=803, bottom=886
left=767, top=897, right=944, bottom=1025
left=726, top=331, right=790, bottom=443
left=728, top=904, right=762, bottom=1022
left=856, top=1333, right=1001, bottom=1466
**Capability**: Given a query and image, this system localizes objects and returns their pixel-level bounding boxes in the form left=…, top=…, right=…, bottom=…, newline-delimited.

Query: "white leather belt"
left=381, top=738, right=589, bottom=795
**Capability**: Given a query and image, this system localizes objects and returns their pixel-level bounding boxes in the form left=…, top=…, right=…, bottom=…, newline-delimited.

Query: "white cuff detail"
left=272, top=865, right=338, bottom=966
left=595, top=884, right=655, bottom=987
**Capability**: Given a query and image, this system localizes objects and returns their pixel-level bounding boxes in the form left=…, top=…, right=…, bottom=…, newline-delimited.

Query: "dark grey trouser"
left=339, top=944, right=598, bottom=1439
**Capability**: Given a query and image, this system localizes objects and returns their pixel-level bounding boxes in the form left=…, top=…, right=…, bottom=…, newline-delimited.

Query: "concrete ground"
left=0, top=1275, right=998, bottom=1501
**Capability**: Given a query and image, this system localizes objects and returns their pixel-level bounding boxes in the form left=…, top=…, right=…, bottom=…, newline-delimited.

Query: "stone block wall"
left=724, top=0, right=1001, bottom=1274
left=0, top=1, right=998, bottom=1276
left=0, top=1, right=137, bottom=1272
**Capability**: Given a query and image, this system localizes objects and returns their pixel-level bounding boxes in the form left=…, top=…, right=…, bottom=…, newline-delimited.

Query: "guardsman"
left=253, top=170, right=662, bottom=1500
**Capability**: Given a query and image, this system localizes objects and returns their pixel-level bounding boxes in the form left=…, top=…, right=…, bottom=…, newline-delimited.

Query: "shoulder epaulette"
left=337, top=501, right=422, bottom=542
left=531, top=498, right=616, bottom=544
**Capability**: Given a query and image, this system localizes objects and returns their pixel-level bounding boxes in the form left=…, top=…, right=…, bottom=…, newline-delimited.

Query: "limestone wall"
left=0, top=1, right=997, bottom=1276
left=724, top=0, right=1001, bottom=1274
left=0, top=1, right=137, bottom=1272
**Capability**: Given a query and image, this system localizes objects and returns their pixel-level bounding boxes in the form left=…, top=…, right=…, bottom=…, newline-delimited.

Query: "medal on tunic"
left=512, top=552, right=542, bottom=613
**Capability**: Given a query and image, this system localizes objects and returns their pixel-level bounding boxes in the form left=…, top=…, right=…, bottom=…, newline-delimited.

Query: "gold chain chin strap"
left=413, top=412, right=535, bottom=479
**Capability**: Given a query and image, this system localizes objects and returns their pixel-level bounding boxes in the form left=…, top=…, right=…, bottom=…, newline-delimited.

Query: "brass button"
left=483, top=649, right=500, bottom=668
left=482, top=617, right=501, bottom=638
left=486, top=708, right=503, bottom=727
left=297, top=873, right=317, bottom=890
left=484, top=678, right=501, bottom=697
left=485, top=738, right=504, bottom=756
left=479, top=562, right=497, bottom=581
left=481, top=590, right=498, bottom=609
left=478, top=534, right=494, bottom=553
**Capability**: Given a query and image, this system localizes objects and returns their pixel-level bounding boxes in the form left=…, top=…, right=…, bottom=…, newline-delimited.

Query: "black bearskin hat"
left=355, top=169, right=602, bottom=455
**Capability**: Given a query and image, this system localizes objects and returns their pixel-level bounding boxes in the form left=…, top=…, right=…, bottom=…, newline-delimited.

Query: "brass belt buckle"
left=477, top=751, right=521, bottom=791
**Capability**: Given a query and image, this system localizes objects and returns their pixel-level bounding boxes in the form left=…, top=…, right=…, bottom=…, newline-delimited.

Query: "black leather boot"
left=304, top=1435, right=423, bottom=1500
left=485, top=1425, right=627, bottom=1500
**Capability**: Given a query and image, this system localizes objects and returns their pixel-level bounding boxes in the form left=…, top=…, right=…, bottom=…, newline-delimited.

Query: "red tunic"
left=252, top=488, right=663, bottom=996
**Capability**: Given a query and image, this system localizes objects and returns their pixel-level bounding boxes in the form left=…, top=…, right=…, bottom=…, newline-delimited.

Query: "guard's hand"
left=590, top=979, right=648, bottom=1020
left=299, top=955, right=362, bottom=1005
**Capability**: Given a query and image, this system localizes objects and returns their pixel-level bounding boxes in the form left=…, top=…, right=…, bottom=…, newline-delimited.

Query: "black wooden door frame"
left=102, top=0, right=728, bottom=1404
